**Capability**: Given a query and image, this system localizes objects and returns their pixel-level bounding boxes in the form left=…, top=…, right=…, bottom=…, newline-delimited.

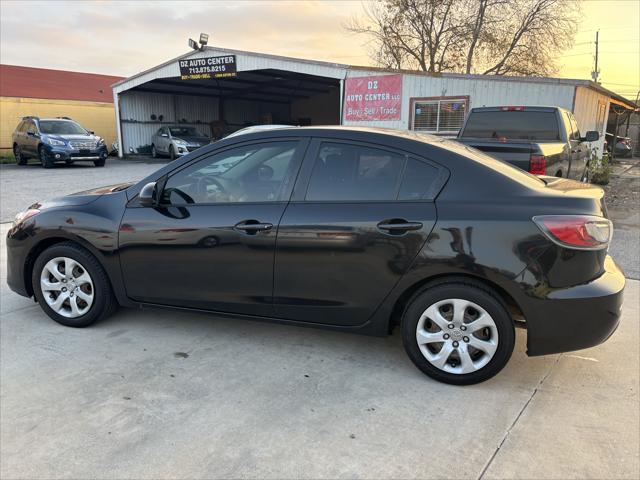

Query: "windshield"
left=461, top=111, right=560, bottom=141
left=170, top=127, right=200, bottom=137
left=39, top=120, right=88, bottom=135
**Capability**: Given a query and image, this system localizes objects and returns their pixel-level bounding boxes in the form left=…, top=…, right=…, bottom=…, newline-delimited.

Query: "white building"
left=112, top=46, right=637, bottom=157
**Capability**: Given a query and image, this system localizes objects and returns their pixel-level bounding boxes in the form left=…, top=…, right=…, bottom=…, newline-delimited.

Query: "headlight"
left=13, top=208, right=40, bottom=227
left=47, top=138, right=66, bottom=146
left=97, top=138, right=105, bottom=146
left=173, top=138, right=187, bottom=145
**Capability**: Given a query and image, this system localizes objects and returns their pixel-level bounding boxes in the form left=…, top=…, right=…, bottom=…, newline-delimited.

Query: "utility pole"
left=591, top=30, right=600, bottom=83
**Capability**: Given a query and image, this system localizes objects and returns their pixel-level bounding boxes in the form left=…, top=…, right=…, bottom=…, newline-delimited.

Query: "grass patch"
left=0, top=154, right=17, bottom=164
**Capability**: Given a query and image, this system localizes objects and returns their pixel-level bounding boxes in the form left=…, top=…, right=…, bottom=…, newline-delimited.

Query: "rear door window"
left=305, top=142, right=442, bottom=202
left=461, top=111, right=560, bottom=140
left=305, top=143, right=404, bottom=201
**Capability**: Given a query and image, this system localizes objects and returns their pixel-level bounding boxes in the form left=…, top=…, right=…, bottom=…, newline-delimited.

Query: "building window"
left=411, top=97, right=468, bottom=134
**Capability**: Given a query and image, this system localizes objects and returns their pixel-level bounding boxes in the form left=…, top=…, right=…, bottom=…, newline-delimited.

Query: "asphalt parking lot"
left=1, top=159, right=639, bottom=479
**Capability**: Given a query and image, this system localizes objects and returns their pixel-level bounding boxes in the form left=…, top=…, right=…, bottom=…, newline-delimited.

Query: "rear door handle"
left=377, top=220, right=423, bottom=233
left=234, top=220, right=273, bottom=234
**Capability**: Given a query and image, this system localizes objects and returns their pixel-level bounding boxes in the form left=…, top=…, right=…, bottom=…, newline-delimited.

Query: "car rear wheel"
left=13, top=144, right=27, bottom=165
left=39, top=146, right=53, bottom=169
left=32, top=242, right=118, bottom=327
left=401, top=280, right=515, bottom=385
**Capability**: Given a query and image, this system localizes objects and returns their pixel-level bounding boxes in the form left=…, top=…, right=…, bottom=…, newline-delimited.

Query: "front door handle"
left=377, top=220, right=423, bottom=233
left=234, top=220, right=273, bottom=234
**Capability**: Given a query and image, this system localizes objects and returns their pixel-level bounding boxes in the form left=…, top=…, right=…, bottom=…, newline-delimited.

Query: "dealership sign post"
left=344, top=75, right=402, bottom=121
left=179, top=55, right=237, bottom=80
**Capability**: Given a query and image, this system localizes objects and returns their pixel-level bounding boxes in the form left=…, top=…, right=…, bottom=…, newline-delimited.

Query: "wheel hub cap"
left=415, top=298, right=499, bottom=375
left=40, top=257, right=94, bottom=318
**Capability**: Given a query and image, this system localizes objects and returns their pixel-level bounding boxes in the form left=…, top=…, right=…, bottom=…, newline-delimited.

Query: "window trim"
left=409, top=95, right=470, bottom=135
left=156, top=138, right=309, bottom=207
left=291, top=137, right=449, bottom=204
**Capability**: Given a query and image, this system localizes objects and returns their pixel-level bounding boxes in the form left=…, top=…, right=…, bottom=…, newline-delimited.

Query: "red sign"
left=343, top=75, right=402, bottom=121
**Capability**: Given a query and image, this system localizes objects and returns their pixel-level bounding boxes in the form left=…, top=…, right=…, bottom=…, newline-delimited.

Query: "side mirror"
left=89, top=131, right=95, bottom=135
left=161, top=133, right=169, bottom=138
left=27, top=131, right=37, bottom=137
left=583, top=131, right=599, bottom=142
left=139, top=182, right=158, bottom=207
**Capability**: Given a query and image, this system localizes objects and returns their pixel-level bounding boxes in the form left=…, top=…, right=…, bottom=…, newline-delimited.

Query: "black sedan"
left=6, top=127, right=624, bottom=384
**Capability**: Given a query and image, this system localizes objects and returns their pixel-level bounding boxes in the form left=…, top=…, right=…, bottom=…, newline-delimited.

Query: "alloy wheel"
left=416, top=298, right=499, bottom=374
left=40, top=257, right=94, bottom=318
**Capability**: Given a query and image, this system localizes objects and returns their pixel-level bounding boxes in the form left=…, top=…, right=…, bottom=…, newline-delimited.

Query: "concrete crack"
left=477, top=354, right=562, bottom=480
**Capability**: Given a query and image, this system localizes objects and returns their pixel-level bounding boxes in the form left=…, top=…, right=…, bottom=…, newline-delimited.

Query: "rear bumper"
left=525, top=255, right=625, bottom=356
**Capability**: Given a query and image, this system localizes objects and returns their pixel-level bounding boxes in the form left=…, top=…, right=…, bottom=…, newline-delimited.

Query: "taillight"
left=529, top=154, right=546, bottom=175
left=533, top=215, right=612, bottom=250
left=500, top=106, right=525, bottom=111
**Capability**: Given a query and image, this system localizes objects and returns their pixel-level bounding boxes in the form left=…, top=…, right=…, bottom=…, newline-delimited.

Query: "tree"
left=345, top=0, right=580, bottom=76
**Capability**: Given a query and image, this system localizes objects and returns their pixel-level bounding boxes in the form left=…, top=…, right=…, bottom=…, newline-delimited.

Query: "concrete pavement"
left=1, top=219, right=638, bottom=479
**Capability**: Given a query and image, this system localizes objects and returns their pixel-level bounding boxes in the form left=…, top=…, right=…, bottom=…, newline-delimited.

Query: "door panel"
left=273, top=139, right=442, bottom=327
left=119, top=204, right=285, bottom=316
left=118, top=138, right=308, bottom=316
left=273, top=202, right=436, bottom=326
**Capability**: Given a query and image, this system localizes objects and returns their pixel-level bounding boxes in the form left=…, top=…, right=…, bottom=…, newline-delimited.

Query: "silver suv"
left=151, top=126, right=211, bottom=160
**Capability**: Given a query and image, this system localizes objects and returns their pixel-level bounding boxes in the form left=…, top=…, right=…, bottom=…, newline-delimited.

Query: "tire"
left=151, top=144, right=157, bottom=158
left=13, top=144, right=27, bottom=165
left=401, top=279, right=515, bottom=385
left=169, top=145, right=176, bottom=161
left=39, top=146, right=53, bottom=168
left=94, top=158, right=106, bottom=167
left=32, top=242, right=118, bottom=327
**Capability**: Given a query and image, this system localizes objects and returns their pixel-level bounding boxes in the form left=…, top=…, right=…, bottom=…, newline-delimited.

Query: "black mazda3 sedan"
left=6, top=127, right=625, bottom=384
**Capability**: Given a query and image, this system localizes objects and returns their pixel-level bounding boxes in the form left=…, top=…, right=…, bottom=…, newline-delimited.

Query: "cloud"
left=0, top=0, right=373, bottom=76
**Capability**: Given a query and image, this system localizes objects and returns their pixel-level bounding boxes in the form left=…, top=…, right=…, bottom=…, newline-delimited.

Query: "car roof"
left=224, top=125, right=450, bottom=149
left=468, top=106, right=565, bottom=113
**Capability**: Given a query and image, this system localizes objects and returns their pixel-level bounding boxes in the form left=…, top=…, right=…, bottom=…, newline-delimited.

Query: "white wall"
left=119, top=91, right=218, bottom=153
left=573, top=86, right=610, bottom=156
left=342, top=69, right=577, bottom=132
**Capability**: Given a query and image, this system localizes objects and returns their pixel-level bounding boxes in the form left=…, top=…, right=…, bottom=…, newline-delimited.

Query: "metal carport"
left=112, top=47, right=348, bottom=157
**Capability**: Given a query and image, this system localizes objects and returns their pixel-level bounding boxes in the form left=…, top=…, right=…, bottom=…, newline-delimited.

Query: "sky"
left=0, top=0, right=638, bottom=100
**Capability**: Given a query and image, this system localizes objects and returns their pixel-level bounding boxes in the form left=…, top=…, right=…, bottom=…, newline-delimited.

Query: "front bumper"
left=525, top=255, right=625, bottom=356
left=6, top=224, right=32, bottom=297
left=42, top=144, right=108, bottom=162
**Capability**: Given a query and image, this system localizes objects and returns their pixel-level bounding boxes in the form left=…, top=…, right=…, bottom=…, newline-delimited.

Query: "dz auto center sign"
left=344, top=75, right=402, bottom=121
left=179, top=55, right=237, bottom=80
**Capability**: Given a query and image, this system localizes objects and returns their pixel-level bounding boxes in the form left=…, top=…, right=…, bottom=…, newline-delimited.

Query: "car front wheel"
left=32, top=242, right=118, bottom=327
left=39, top=146, right=53, bottom=168
left=402, top=280, right=515, bottom=385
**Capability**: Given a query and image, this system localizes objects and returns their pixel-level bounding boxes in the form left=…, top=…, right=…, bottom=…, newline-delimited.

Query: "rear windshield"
left=39, top=120, right=87, bottom=135
left=461, top=111, right=560, bottom=141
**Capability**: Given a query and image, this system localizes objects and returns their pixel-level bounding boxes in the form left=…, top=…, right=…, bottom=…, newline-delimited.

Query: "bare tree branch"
left=344, top=0, right=580, bottom=76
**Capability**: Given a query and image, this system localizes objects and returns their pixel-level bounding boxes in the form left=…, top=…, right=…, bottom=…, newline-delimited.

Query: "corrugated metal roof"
left=0, top=64, right=123, bottom=103
left=113, top=45, right=637, bottom=110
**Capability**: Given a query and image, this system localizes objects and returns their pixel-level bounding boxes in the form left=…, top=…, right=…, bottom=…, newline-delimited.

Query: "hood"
left=175, top=135, right=210, bottom=145
left=33, top=182, right=134, bottom=210
left=45, top=133, right=102, bottom=145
